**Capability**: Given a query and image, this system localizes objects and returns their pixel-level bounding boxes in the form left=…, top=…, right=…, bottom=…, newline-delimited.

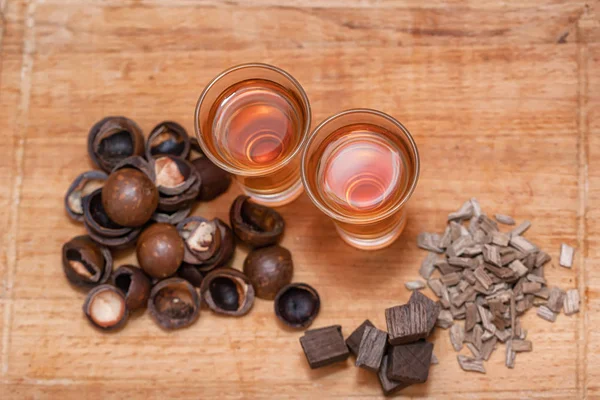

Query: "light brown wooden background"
left=0, top=0, right=598, bottom=398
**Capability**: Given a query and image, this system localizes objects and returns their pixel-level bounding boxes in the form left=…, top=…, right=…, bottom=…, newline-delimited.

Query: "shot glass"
left=195, top=63, right=311, bottom=206
left=301, top=109, right=420, bottom=250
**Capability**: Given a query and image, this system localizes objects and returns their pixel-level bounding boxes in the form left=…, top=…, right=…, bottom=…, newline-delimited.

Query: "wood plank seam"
left=1, top=0, right=36, bottom=377
left=575, top=5, right=591, bottom=398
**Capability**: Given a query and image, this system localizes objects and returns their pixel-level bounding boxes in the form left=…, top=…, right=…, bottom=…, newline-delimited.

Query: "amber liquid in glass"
left=314, top=123, right=410, bottom=220
left=209, top=79, right=302, bottom=170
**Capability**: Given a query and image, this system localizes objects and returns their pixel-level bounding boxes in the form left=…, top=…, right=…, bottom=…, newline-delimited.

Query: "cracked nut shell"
left=177, top=217, right=235, bottom=272
left=112, top=265, right=152, bottom=311
left=102, top=168, right=159, bottom=227
left=87, top=116, right=145, bottom=172
left=177, top=263, right=204, bottom=288
left=146, top=121, right=190, bottom=159
left=64, top=170, right=108, bottom=222
left=148, top=278, right=200, bottom=330
left=201, top=268, right=255, bottom=317
left=62, top=235, right=112, bottom=289
left=83, top=284, right=128, bottom=331
left=274, top=283, right=320, bottom=329
left=229, top=195, right=285, bottom=247
left=243, top=245, right=293, bottom=300
left=136, top=223, right=185, bottom=279
left=83, top=188, right=141, bottom=248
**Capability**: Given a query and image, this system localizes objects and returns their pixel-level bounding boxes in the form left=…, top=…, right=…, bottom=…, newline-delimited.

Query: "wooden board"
left=0, top=0, right=598, bottom=398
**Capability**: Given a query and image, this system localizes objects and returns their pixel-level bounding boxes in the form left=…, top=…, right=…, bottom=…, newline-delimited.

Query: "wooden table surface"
left=1, top=0, right=599, bottom=398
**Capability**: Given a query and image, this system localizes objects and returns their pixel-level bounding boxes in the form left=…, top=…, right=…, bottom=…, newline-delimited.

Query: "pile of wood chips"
left=416, top=198, right=581, bottom=373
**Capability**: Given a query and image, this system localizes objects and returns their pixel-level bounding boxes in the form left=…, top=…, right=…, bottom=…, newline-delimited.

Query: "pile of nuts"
left=63, top=116, right=320, bottom=331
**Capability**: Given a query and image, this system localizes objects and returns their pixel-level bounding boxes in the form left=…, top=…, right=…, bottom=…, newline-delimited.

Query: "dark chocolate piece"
left=300, top=325, right=350, bottom=369
left=346, top=319, right=375, bottom=356
left=387, top=341, right=434, bottom=383
left=356, top=326, right=388, bottom=372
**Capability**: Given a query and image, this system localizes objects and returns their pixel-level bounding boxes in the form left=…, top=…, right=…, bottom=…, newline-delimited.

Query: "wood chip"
left=535, top=251, right=551, bottom=268
left=428, top=279, right=443, bottom=297
left=480, top=337, right=497, bottom=361
left=522, top=282, right=542, bottom=294
left=470, top=198, right=483, bottom=217
left=449, top=323, right=464, bottom=351
left=516, top=296, right=533, bottom=314
left=435, top=260, right=462, bottom=275
left=450, top=303, right=467, bottom=319
left=510, top=294, right=516, bottom=338
left=457, top=280, right=470, bottom=293
left=563, top=289, right=580, bottom=316
left=484, top=263, right=515, bottom=280
left=492, top=232, right=510, bottom=247
left=462, top=245, right=483, bottom=257
left=547, top=287, right=566, bottom=313
left=477, top=305, right=496, bottom=333
left=436, top=309, right=454, bottom=329
left=495, top=214, right=515, bottom=225
left=431, top=353, right=439, bottom=365
left=452, top=286, right=476, bottom=308
left=559, top=243, right=575, bottom=268
left=511, top=339, right=532, bottom=352
left=510, top=220, right=531, bottom=237
left=417, top=232, right=443, bottom=253
left=473, top=266, right=493, bottom=290
left=481, top=329, right=495, bottom=341
left=536, top=305, right=557, bottom=322
left=466, top=343, right=481, bottom=359
left=505, top=341, right=516, bottom=369
left=463, top=269, right=476, bottom=285
left=448, top=200, right=474, bottom=221
left=449, top=221, right=464, bottom=242
left=457, top=355, right=486, bottom=374
left=534, top=286, right=550, bottom=299
left=526, top=273, right=546, bottom=284
left=448, top=257, right=477, bottom=269
left=346, top=320, right=375, bottom=356
left=387, top=341, right=433, bottom=384
left=385, top=303, right=428, bottom=345
left=356, top=326, right=388, bottom=372
left=405, top=280, right=426, bottom=291
left=438, top=225, right=452, bottom=249
left=440, top=285, right=451, bottom=309
left=477, top=215, right=499, bottom=234
left=300, top=326, right=350, bottom=369
left=419, top=252, right=438, bottom=279
left=533, top=297, right=547, bottom=307
left=465, top=303, right=477, bottom=331
left=441, top=272, right=461, bottom=286
left=464, top=324, right=483, bottom=350
left=377, top=354, right=411, bottom=396
left=483, top=244, right=502, bottom=267
left=509, top=236, right=538, bottom=254
left=509, top=260, right=529, bottom=278
left=495, top=328, right=512, bottom=342
left=473, top=229, right=490, bottom=244
left=500, top=250, right=519, bottom=266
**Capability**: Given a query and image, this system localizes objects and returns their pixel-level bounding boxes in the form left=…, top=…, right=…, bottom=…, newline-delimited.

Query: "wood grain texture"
left=0, top=0, right=598, bottom=398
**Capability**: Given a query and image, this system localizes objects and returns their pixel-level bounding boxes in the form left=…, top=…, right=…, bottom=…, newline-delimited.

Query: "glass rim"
left=194, top=62, right=312, bottom=177
left=300, top=108, right=420, bottom=225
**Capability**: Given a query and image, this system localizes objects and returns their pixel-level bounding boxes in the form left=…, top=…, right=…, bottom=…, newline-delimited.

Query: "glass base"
left=240, top=178, right=304, bottom=207
left=335, top=212, right=407, bottom=250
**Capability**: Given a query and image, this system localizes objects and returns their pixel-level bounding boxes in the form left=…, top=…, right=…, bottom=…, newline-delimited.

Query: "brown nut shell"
left=229, top=195, right=284, bottom=247
left=178, top=217, right=221, bottom=263
left=148, top=278, right=200, bottom=330
left=83, top=284, right=128, bottom=331
left=177, top=218, right=235, bottom=272
left=201, top=268, right=255, bottom=317
left=151, top=206, right=192, bottom=225
left=152, top=155, right=198, bottom=196
left=102, top=168, right=159, bottom=227
left=64, top=170, right=108, bottom=222
left=190, top=156, right=231, bottom=202
left=62, top=235, right=112, bottom=289
left=274, top=283, right=320, bottom=329
left=243, top=245, right=293, bottom=300
left=82, top=189, right=141, bottom=248
left=112, top=265, right=152, bottom=311
left=87, top=116, right=145, bottom=172
left=136, top=223, right=184, bottom=279
left=146, top=121, right=190, bottom=159
left=176, top=263, right=204, bottom=288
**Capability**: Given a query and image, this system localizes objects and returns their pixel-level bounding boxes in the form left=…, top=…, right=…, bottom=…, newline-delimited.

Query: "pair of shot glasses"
left=195, top=63, right=419, bottom=250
